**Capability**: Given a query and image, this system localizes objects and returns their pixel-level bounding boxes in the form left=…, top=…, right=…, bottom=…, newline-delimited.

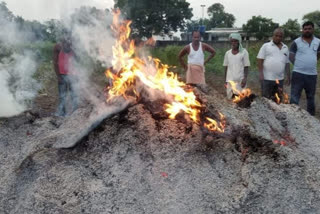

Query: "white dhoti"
left=186, top=64, right=206, bottom=85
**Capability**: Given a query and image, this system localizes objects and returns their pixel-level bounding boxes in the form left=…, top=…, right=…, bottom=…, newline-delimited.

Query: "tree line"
left=1, top=1, right=320, bottom=42
left=115, top=1, right=320, bottom=40
left=0, top=1, right=111, bottom=43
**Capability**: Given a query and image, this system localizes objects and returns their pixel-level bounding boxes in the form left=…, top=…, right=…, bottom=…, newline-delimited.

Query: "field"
left=30, top=42, right=320, bottom=118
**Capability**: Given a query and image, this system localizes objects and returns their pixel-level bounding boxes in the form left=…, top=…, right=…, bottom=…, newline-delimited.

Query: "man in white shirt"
left=223, top=33, right=250, bottom=99
left=257, top=28, right=290, bottom=99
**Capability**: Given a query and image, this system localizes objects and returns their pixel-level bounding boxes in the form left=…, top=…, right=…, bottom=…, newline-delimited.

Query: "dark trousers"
left=290, top=72, right=317, bottom=116
left=57, top=75, right=78, bottom=116
left=262, top=80, right=284, bottom=99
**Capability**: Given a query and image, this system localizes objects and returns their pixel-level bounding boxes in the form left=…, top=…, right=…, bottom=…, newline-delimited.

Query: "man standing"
left=223, top=33, right=250, bottom=99
left=289, top=21, right=320, bottom=115
left=53, top=31, right=78, bottom=117
left=257, top=28, right=290, bottom=100
left=178, top=31, right=215, bottom=88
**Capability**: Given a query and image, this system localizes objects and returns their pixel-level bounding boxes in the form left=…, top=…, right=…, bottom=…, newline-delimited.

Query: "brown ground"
left=32, top=71, right=320, bottom=119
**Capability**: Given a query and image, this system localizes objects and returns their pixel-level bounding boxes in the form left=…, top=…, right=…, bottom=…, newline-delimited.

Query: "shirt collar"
left=301, top=36, right=315, bottom=43
left=271, top=40, right=286, bottom=49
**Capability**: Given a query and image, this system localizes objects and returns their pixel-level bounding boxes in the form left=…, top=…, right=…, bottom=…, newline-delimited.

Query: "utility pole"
left=200, top=5, right=206, bottom=25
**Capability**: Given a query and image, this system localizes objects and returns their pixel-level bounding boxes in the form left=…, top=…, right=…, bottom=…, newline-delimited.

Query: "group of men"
left=53, top=22, right=319, bottom=117
left=179, top=21, right=320, bottom=116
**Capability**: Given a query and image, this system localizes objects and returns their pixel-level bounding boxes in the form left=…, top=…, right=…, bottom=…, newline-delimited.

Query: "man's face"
left=230, top=39, right=239, bottom=50
left=302, top=25, right=314, bottom=38
left=62, top=35, right=72, bottom=52
left=192, top=32, right=201, bottom=44
left=273, top=32, right=283, bottom=44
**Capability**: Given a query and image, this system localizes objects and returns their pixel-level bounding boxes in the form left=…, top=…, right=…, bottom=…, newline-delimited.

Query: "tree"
left=281, top=19, right=300, bottom=40
left=303, top=10, right=320, bottom=27
left=44, top=19, right=63, bottom=42
left=242, top=16, right=279, bottom=40
left=302, top=10, right=320, bottom=35
left=0, top=1, right=14, bottom=23
left=114, top=0, right=193, bottom=38
left=207, top=3, right=235, bottom=28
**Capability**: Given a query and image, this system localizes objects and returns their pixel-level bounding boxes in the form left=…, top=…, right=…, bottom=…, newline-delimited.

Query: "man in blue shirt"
left=289, top=21, right=320, bottom=115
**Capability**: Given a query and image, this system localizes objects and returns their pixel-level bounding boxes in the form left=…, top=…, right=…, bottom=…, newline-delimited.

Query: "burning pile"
left=105, top=10, right=225, bottom=133
left=228, top=81, right=256, bottom=108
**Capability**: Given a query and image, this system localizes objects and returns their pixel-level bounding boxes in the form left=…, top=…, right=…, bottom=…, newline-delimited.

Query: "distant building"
left=152, top=32, right=180, bottom=41
left=205, top=28, right=246, bottom=41
left=181, top=28, right=258, bottom=41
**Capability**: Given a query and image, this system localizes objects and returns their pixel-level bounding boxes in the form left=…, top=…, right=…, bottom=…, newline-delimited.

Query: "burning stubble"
left=105, top=10, right=225, bottom=133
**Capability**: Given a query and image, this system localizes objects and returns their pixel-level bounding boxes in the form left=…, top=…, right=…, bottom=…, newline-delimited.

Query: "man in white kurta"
left=223, top=33, right=250, bottom=99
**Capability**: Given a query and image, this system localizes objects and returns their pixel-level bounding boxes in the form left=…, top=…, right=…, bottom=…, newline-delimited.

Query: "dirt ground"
left=206, top=72, right=320, bottom=119
left=32, top=71, right=320, bottom=120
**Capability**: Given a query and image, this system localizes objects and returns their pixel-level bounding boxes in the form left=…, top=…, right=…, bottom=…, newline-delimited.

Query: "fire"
left=274, top=79, right=289, bottom=104
left=228, top=81, right=252, bottom=103
left=106, top=10, right=225, bottom=133
left=204, top=113, right=226, bottom=132
left=273, top=139, right=287, bottom=146
left=275, top=93, right=281, bottom=104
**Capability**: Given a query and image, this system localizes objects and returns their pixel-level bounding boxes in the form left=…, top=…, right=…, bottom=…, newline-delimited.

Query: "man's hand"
left=285, top=77, right=291, bottom=86
left=259, top=72, right=264, bottom=82
left=57, top=75, right=62, bottom=84
left=184, top=64, right=188, bottom=72
left=241, top=78, right=247, bottom=88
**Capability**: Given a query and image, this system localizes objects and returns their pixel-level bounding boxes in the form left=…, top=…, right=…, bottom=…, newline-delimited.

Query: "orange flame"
left=106, top=10, right=225, bottom=133
left=274, top=79, right=289, bottom=104
left=228, top=81, right=252, bottom=103
left=275, top=93, right=281, bottom=104
left=204, top=113, right=226, bottom=132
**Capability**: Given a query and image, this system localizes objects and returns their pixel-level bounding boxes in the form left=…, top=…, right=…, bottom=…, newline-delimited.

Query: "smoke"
left=0, top=0, right=119, bottom=118
left=58, top=6, right=115, bottom=109
left=0, top=16, right=41, bottom=117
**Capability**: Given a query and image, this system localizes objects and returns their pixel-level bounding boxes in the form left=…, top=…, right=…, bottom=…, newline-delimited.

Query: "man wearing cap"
left=223, top=33, right=250, bottom=99
left=178, top=31, right=216, bottom=89
left=257, top=28, right=290, bottom=99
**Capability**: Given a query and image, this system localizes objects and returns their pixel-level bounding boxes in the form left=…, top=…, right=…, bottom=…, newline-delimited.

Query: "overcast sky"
left=5, top=0, right=319, bottom=27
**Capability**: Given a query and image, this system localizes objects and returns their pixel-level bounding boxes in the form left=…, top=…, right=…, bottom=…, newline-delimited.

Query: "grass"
left=149, top=43, right=320, bottom=118
left=149, top=43, right=263, bottom=75
left=8, top=41, right=320, bottom=118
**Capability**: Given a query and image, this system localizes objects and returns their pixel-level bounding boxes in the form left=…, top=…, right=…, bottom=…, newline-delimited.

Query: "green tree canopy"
left=302, top=10, right=320, bottom=35
left=303, top=10, right=320, bottom=27
left=114, top=0, right=193, bottom=38
left=242, top=15, right=279, bottom=40
left=0, top=1, right=14, bottom=23
left=281, top=19, right=300, bottom=40
left=207, top=3, right=235, bottom=28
